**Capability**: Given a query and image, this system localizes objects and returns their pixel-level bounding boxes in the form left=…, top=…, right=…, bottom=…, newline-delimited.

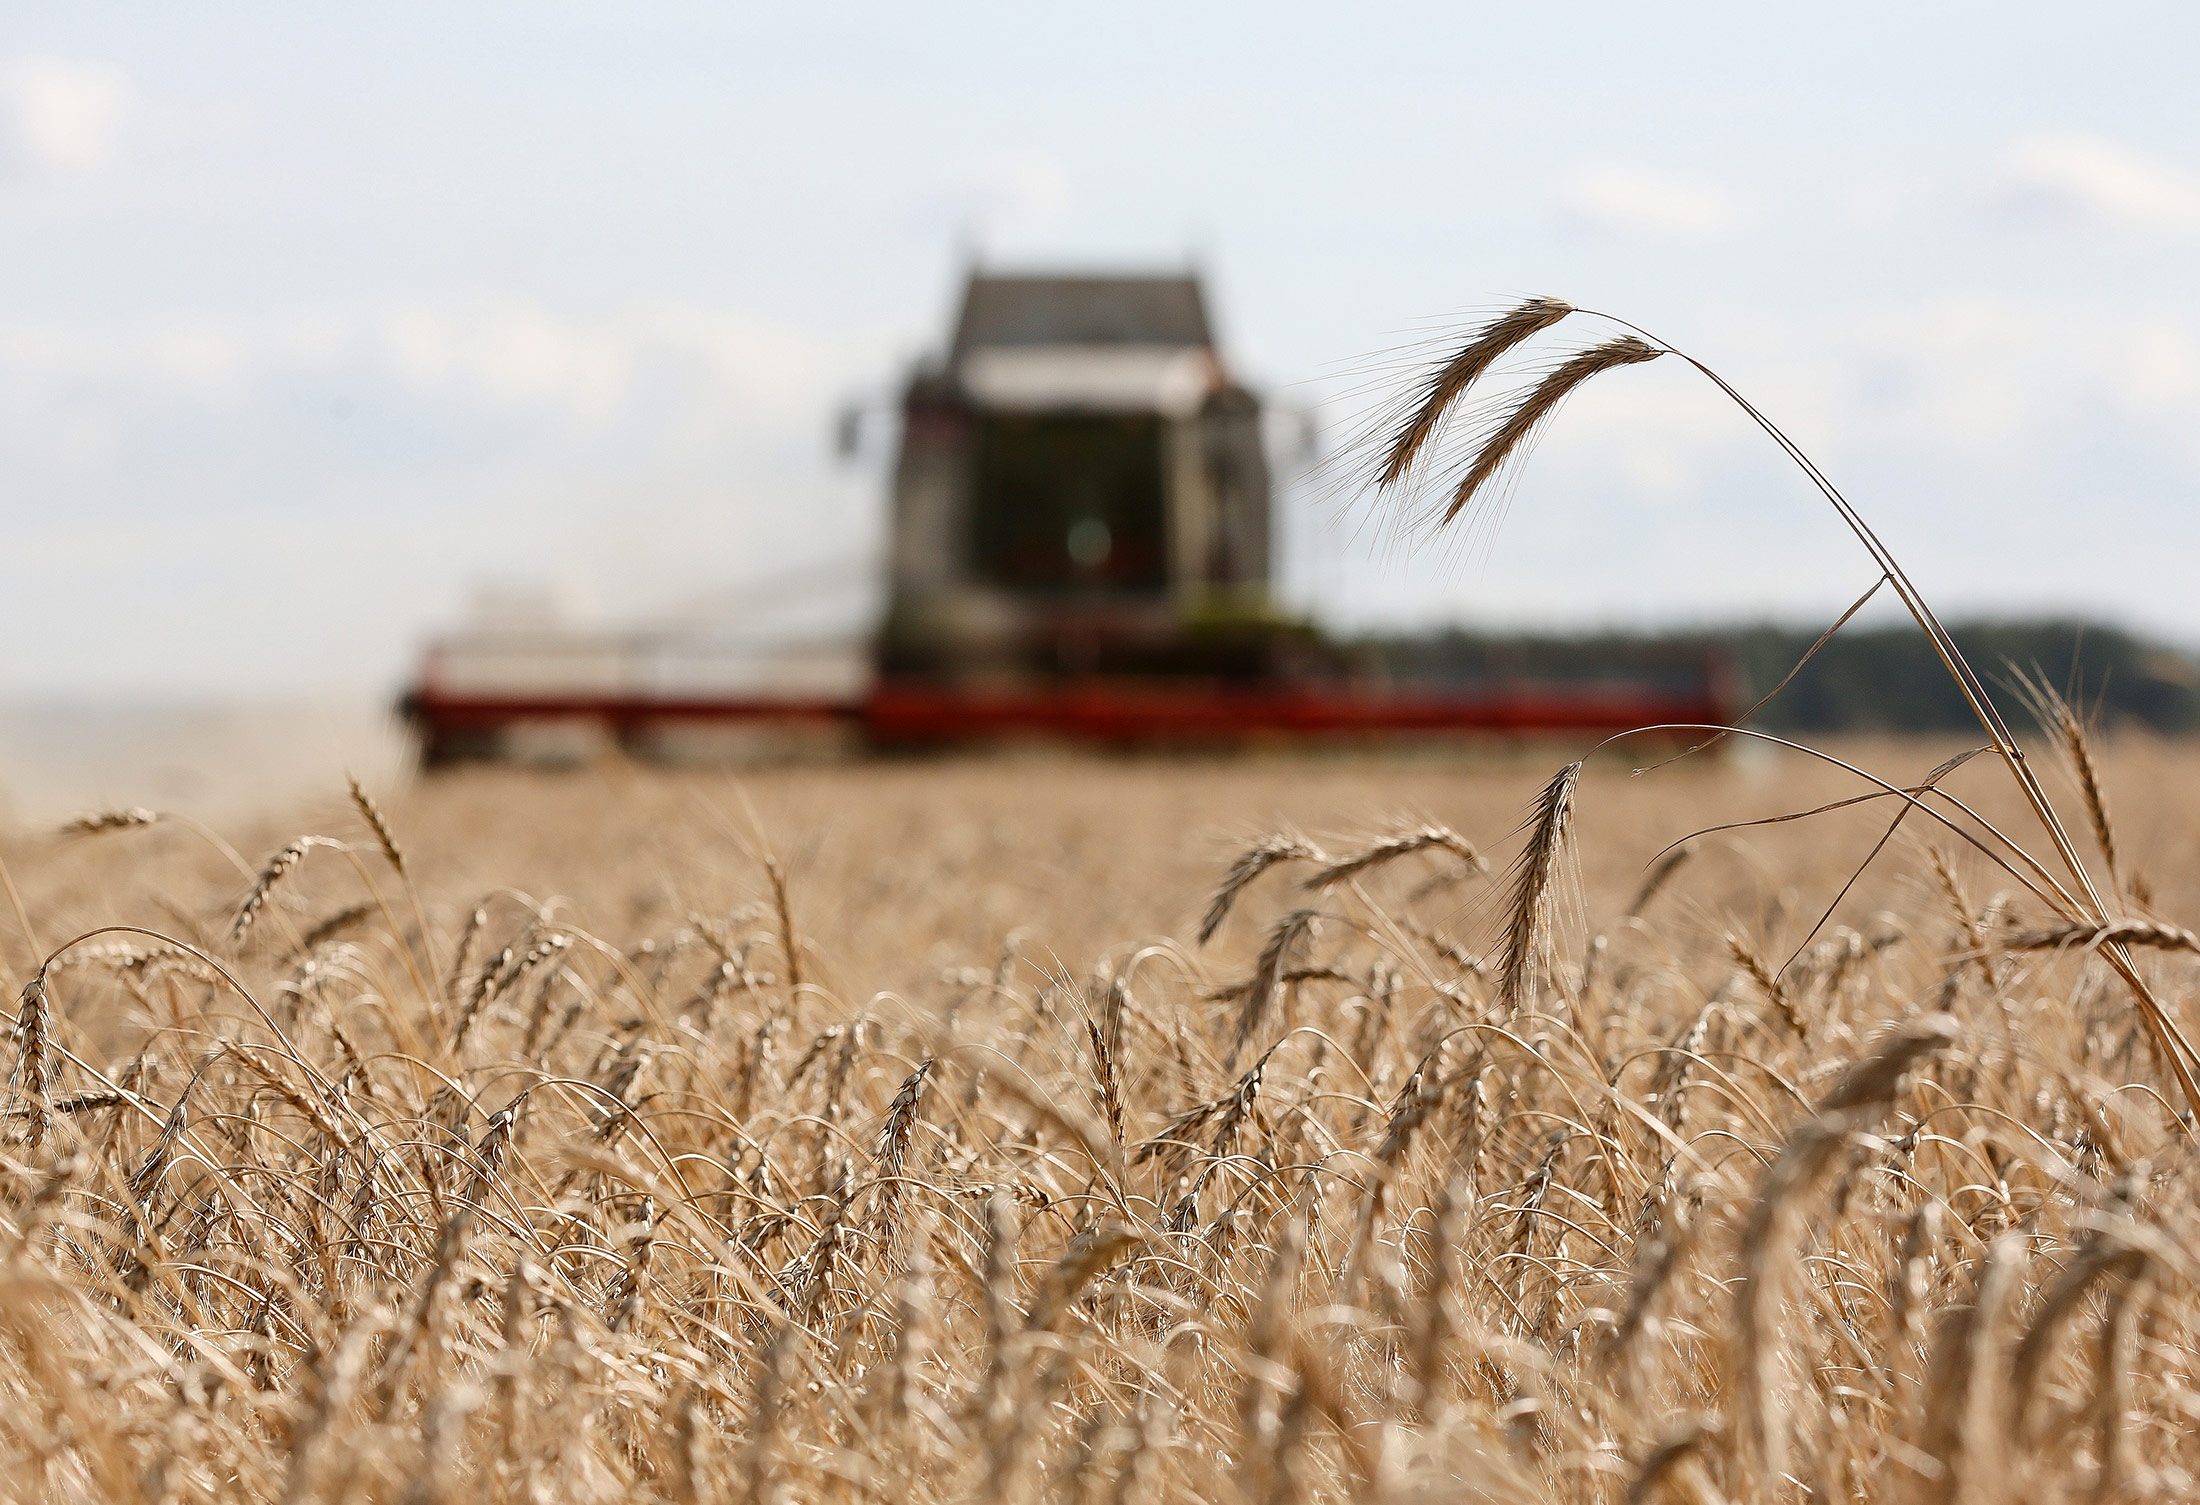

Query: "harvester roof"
left=945, top=273, right=1227, bottom=417
left=950, top=274, right=1213, bottom=355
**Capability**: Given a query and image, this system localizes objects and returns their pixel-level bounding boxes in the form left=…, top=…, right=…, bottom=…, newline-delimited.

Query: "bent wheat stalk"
left=1376, top=297, right=2200, bottom=1120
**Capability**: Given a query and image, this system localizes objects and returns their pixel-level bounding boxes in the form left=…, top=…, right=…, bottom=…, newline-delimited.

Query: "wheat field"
left=7, top=293, right=2200, bottom=1505
left=1, top=734, right=2198, bottom=1504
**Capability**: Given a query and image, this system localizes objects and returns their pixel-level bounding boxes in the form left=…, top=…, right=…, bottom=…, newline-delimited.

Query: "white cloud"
left=1995, top=132, right=2200, bottom=235
left=0, top=300, right=843, bottom=436
left=1558, top=164, right=1743, bottom=240
left=0, top=56, right=131, bottom=177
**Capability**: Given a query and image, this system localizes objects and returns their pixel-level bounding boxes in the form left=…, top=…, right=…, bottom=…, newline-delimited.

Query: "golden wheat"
left=0, top=740, right=2190, bottom=1502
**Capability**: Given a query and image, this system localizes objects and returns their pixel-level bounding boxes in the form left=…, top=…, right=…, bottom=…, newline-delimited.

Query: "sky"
left=6, top=2, right=2200, bottom=700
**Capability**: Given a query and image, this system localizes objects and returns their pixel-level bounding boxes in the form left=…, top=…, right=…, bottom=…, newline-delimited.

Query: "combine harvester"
left=402, top=272, right=1731, bottom=763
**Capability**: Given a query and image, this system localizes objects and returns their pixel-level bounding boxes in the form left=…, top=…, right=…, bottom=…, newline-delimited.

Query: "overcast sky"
left=7, top=3, right=2200, bottom=699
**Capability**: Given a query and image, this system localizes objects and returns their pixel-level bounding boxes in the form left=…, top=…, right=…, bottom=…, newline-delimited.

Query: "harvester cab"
left=878, top=272, right=1298, bottom=688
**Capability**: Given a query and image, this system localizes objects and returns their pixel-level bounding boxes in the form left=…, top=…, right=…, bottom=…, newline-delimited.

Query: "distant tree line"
left=1351, top=620, right=2200, bottom=734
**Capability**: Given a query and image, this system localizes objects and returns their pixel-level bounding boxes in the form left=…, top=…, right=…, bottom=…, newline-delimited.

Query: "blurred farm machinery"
left=402, top=271, right=1730, bottom=763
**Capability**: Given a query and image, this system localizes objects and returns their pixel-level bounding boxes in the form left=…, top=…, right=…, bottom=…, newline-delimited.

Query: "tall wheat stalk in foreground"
left=1371, top=297, right=2200, bottom=1121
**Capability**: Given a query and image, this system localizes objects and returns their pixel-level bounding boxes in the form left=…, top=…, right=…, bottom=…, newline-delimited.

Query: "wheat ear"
left=2006, top=1226, right=2151, bottom=1445
left=1229, top=909, right=1319, bottom=1069
left=2003, top=919, right=2200, bottom=954
left=59, top=807, right=159, bottom=837
left=1374, top=297, right=1574, bottom=488
left=1302, top=824, right=1485, bottom=890
left=1625, top=840, right=1695, bottom=917
left=233, top=837, right=335, bottom=943
left=1087, top=1018, right=1125, bottom=1150
left=1443, top=336, right=1663, bottom=524
left=2011, top=671, right=2123, bottom=898
left=1495, top=761, right=1583, bottom=1018
left=346, top=774, right=406, bottom=875
left=14, top=976, right=53, bottom=1150
left=1200, top=833, right=1325, bottom=945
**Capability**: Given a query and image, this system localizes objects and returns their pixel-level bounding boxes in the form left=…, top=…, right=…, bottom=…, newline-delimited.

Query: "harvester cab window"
left=970, top=413, right=1168, bottom=595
